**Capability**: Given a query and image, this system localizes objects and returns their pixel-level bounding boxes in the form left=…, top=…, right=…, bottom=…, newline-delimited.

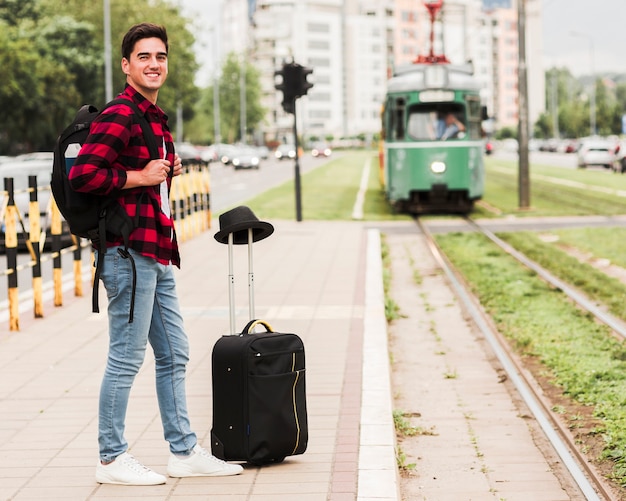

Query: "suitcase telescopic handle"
left=242, top=319, right=274, bottom=335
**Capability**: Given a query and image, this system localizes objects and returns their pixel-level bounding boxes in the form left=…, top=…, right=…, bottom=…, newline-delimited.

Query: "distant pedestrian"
left=70, top=22, right=243, bottom=486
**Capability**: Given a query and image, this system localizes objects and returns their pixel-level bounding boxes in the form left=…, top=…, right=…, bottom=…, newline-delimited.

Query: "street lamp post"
left=571, top=31, right=596, bottom=136
left=517, top=0, right=530, bottom=209
left=550, top=70, right=559, bottom=139
left=240, top=56, right=247, bottom=143
left=210, top=25, right=221, bottom=145
left=103, top=0, right=112, bottom=102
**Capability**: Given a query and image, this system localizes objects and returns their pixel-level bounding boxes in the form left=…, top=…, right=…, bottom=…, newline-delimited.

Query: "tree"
left=0, top=0, right=41, bottom=26
left=186, top=52, right=267, bottom=145
left=35, top=16, right=103, bottom=105
left=0, top=0, right=201, bottom=153
left=0, top=22, right=80, bottom=153
left=533, top=112, right=551, bottom=138
left=40, top=0, right=199, bottom=108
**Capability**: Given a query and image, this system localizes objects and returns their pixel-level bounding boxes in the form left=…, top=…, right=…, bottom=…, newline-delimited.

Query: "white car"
left=274, top=144, right=296, bottom=160
left=311, top=143, right=332, bottom=158
left=576, top=140, right=615, bottom=169
left=231, top=146, right=260, bottom=170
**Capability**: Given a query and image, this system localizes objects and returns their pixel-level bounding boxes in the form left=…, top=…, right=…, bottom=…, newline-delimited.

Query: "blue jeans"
left=97, top=247, right=197, bottom=462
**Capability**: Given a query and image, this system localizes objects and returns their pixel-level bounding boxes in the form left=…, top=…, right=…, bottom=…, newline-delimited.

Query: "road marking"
left=352, top=157, right=371, bottom=220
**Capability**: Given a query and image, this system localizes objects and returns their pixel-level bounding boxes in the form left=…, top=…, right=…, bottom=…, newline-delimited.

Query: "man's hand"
left=172, top=153, right=182, bottom=177
left=124, top=159, right=169, bottom=188
left=144, top=159, right=171, bottom=184
left=123, top=154, right=182, bottom=189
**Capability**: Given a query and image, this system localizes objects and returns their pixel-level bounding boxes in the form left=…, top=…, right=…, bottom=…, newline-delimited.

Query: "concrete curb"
left=358, top=229, right=400, bottom=501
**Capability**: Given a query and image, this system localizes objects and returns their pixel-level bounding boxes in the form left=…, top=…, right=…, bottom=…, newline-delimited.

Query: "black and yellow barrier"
left=4, top=178, right=19, bottom=331
left=0, top=162, right=211, bottom=331
left=28, top=175, right=43, bottom=318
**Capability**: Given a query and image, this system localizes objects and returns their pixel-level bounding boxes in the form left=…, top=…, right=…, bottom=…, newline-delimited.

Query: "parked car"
left=175, top=142, right=204, bottom=166
left=311, top=143, right=332, bottom=158
left=577, top=140, right=615, bottom=169
left=539, top=139, right=558, bottom=152
left=198, top=145, right=218, bottom=164
left=275, top=144, right=296, bottom=161
left=231, top=146, right=261, bottom=170
left=215, top=144, right=237, bottom=165
left=14, top=151, right=54, bottom=162
left=255, top=145, right=269, bottom=159
left=0, top=158, right=72, bottom=250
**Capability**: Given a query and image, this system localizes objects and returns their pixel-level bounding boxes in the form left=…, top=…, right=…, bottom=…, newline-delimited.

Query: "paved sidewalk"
left=0, top=220, right=398, bottom=501
left=0, top=217, right=589, bottom=501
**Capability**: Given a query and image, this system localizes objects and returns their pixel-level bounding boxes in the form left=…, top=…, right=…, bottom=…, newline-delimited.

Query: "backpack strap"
left=112, top=99, right=161, bottom=232
left=91, top=98, right=161, bottom=323
left=106, top=98, right=160, bottom=160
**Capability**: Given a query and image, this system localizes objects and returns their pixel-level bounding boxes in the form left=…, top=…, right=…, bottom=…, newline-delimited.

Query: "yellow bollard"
left=4, top=178, right=19, bottom=331
left=50, top=196, right=63, bottom=307
left=203, top=167, right=211, bottom=229
left=183, top=170, right=193, bottom=238
left=72, top=234, right=83, bottom=297
left=192, top=168, right=202, bottom=235
left=171, top=175, right=185, bottom=242
left=28, top=176, right=43, bottom=318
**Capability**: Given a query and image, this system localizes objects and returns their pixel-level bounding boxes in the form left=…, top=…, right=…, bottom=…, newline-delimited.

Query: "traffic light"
left=274, top=63, right=300, bottom=114
left=299, top=66, right=314, bottom=96
left=274, top=62, right=314, bottom=114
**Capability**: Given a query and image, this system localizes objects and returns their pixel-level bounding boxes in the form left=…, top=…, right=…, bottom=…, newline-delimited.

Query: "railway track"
left=416, top=216, right=622, bottom=501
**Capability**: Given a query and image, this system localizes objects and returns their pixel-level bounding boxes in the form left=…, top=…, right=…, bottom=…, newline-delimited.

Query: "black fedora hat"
left=214, top=206, right=274, bottom=245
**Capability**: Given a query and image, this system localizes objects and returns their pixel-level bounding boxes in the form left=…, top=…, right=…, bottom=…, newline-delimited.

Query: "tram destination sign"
left=419, top=90, right=455, bottom=103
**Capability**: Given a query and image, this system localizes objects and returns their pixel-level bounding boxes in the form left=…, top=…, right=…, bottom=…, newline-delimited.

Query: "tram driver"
left=406, top=108, right=467, bottom=141
left=437, top=112, right=466, bottom=140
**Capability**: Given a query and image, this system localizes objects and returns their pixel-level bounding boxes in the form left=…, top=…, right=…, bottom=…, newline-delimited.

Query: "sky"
left=542, top=0, right=625, bottom=76
left=176, top=0, right=626, bottom=82
left=176, top=0, right=221, bottom=85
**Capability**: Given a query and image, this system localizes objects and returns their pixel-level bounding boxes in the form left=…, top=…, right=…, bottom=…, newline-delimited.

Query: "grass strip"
left=436, top=230, right=626, bottom=485
left=241, top=151, right=410, bottom=221
left=496, top=231, right=626, bottom=321
left=476, top=158, right=626, bottom=217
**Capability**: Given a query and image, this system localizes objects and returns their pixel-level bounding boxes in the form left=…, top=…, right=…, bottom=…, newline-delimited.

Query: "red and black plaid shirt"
left=69, top=85, right=180, bottom=267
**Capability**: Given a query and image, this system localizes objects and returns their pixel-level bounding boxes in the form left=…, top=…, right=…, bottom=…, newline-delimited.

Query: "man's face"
left=121, top=37, right=168, bottom=100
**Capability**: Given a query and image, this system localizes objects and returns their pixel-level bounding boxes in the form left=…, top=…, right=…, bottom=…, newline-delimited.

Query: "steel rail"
left=465, top=217, right=626, bottom=340
left=417, top=217, right=613, bottom=501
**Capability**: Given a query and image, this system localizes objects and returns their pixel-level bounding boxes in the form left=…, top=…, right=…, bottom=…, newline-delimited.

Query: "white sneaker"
left=96, top=452, right=167, bottom=485
left=167, top=445, right=244, bottom=477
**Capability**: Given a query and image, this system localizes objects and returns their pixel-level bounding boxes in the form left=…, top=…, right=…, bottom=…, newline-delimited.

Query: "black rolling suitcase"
left=210, top=207, right=308, bottom=464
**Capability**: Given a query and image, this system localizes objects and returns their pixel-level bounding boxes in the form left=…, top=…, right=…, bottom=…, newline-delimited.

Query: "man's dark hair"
left=121, top=23, right=168, bottom=60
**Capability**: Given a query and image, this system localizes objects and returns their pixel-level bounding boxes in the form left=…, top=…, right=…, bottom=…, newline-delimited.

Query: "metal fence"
left=0, top=163, right=211, bottom=331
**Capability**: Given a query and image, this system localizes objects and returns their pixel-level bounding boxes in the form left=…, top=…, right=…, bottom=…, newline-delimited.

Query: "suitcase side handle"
left=242, top=319, right=275, bottom=334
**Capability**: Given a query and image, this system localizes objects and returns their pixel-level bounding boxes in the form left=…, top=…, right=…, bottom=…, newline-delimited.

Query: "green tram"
left=380, top=62, right=486, bottom=214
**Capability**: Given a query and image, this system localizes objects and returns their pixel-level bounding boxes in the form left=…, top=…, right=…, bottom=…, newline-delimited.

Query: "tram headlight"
left=430, top=161, right=446, bottom=174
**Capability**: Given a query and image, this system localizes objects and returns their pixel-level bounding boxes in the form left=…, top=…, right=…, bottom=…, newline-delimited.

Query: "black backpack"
left=51, top=98, right=159, bottom=322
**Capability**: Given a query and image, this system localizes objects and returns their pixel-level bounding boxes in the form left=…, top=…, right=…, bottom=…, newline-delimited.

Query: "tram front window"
left=407, top=107, right=466, bottom=141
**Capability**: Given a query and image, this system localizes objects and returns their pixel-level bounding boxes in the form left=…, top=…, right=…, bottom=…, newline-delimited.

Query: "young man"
left=70, top=23, right=243, bottom=486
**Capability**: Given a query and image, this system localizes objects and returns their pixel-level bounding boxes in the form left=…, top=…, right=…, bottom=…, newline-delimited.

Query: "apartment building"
left=220, top=0, right=544, bottom=143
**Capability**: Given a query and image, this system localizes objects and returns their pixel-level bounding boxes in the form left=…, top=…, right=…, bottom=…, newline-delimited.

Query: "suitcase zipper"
left=252, top=349, right=304, bottom=359
left=290, top=353, right=302, bottom=455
